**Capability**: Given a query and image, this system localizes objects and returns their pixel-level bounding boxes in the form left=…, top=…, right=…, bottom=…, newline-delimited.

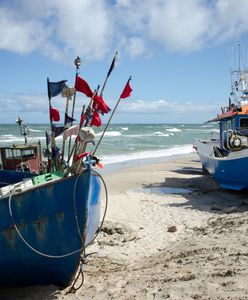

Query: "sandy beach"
left=1, top=155, right=248, bottom=300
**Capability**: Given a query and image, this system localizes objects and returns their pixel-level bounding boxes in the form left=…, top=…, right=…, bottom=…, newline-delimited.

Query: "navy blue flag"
left=52, top=146, right=61, bottom=159
left=107, top=51, right=117, bottom=78
left=47, top=78, right=67, bottom=99
left=52, top=125, right=65, bottom=137
left=45, top=131, right=51, bottom=145
left=65, top=113, right=75, bottom=124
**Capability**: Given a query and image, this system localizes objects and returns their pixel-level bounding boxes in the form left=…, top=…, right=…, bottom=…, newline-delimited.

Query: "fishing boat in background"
left=194, top=45, right=248, bottom=190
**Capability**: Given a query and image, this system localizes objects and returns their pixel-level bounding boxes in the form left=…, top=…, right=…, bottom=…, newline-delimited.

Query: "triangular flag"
left=120, top=76, right=133, bottom=99
left=47, top=78, right=67, bottom=99
left=107, top=51, right=118, bottom=78
left=65, top=113, right=75, bottom=124
left=93, top=95, right=111, bottom=115
left=75, top=76, right=93, bottom=98
left=52, top=125, right=65, bottom=137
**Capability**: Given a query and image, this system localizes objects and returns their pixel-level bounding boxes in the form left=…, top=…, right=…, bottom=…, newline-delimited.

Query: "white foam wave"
left=99, top=145, right=193, bottom=165
left=96, top=131, right=122, bottom=137
left=153, top=131, right=170, bottom=137
left=166, top=128, right=182, bottom=132
left=121, top=127, right=128, bottom=131
left=1, top=134, right=14, bottom=137
left=29, top=128, right=43, bottom=132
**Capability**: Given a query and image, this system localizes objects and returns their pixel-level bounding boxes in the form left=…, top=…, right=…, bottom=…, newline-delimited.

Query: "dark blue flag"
left=65, top=113, right=75, bottom=124
left=47, top=78, right=67, bottom=99
left=107, top=51, right=118, bottom=78
left=45, top=131, right=51, bottom=145
left=52, top=125, right=65, bottom=137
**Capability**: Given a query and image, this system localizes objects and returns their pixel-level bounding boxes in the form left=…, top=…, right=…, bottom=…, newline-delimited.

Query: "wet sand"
left=1, top=155, right=248, bottom=299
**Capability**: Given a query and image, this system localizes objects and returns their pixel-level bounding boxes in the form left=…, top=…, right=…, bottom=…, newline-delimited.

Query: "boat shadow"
left=141, top=166, right=248, bottom=214
left=0, top=284, right=61, bottom=300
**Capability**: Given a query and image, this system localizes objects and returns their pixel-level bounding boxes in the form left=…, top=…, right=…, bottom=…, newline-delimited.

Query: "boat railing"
left=213, top=146, right=224, bottom=158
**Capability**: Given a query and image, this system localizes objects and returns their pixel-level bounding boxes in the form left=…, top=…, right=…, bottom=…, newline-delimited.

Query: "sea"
left=0, top=123, right=218, bottom=168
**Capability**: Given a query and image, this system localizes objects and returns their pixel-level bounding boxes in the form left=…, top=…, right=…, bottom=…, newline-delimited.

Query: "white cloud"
left=118, top=99, right=219, bottom=115
left=1, top=0, right=248, bottom=59
left=126, top=37, right=146, bottom=57
left=0, top=93, right=47, bottom=113
left=0, top=7, right=47, bottom=54
left=148, top=0, right=211, bottom=51
left=0, top=0, right=112, bottom=61
left=0, top=92, right=219, bottom=122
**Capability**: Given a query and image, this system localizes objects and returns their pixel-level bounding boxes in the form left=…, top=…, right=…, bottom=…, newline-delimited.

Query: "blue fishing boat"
left=0, top=158, right=101, bottom=286
left=194, top=45, right=248, bottom=190
left=0, top=52, right=131, bottom=287
left=0, top=118, right=102, bottom=286
left=0, top=56, right=105, bottom=287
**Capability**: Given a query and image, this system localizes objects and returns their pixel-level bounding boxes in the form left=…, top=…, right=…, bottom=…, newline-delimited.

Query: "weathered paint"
left=0, top=167, right=101, bottom=286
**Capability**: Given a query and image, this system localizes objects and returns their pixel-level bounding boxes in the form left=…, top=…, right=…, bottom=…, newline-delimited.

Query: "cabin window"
left=227, top=120, right=232, bottom=130
left=240, top=118, right=248, bottom=128
left=5, top=149, right=35, bottom=159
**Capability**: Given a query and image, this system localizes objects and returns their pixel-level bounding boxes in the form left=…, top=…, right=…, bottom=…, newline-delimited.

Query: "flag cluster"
left=47, top=69, right=133, bottom=132
left=75, top=75, right=112, bottom=127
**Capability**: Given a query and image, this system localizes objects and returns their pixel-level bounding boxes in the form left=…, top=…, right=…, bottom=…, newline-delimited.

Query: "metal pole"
left=92, top=96, right=121, bottom=156
left=67, top=56, right=81, bottom=159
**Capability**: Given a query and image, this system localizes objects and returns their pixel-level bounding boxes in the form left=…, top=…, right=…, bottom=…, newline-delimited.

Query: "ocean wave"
left=166, top=128, right=182, bottom=132
left=0, top=134, right=15, bottom=138
left=99, top=145, right=193, bottom=165
left=29, top=128, right=43, bottom=132
left=201, top=124, right=215, bottom=128
left=121, top=127, right=128, bottom=131
left=153, top=131, right=170, bottom=137
left=95, top=131, right=122, bottom=137
left=117, top=132, right=173, bottom=138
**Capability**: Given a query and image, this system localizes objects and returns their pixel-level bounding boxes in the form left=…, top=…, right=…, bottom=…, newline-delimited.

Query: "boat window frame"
left=239, top=117, right=248, bottom=129
left=5, top=148, right=36, bottom=159
left=227, top=120, right=232, bottom=130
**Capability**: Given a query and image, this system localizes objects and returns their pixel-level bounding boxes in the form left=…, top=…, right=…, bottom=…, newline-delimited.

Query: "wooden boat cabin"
left=0, top=142, right=42, bottom=174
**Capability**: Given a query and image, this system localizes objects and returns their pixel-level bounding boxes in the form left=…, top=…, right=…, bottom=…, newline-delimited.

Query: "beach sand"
left=1, top=155, right=248, bottom=299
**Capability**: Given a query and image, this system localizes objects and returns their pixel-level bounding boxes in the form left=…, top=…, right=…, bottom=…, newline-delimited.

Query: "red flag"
left=120, top=76, right=133, bottom=99
left=75, top=75, right=93, bottom=98
left=93, top=95, right=111, bottom=114
left=74, top=152, right=91, bottom=161
left=50, top=107, right=60, bottom=122
left=91, top=111, right=102, bottom=127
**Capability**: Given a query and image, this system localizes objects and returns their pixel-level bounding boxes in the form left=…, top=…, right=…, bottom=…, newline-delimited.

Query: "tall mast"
left=67, top=56, right=81, bottom=158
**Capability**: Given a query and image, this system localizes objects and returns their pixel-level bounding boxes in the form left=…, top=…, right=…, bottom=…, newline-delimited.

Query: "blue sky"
left=0, top=0, right=248, bottom=124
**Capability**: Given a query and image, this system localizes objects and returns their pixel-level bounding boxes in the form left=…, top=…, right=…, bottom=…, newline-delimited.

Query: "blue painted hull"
left=0, top=168, right=101, bottom=286
left=195, top=140, right=248, bottom=190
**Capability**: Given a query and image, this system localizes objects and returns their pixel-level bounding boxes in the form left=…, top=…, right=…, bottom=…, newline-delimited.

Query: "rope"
left=7, top=167, right=108, bottom=258
left=8, top=186, right=85, bottom=259
left=68, top=251, right=97, bottom=293
left=73, top=172, right=85, bottom=243
left=85, top=169, right=108, bottom=247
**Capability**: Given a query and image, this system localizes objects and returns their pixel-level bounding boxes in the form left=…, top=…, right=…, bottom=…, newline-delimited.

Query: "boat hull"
left=194, top=139, right=248, bottom=190
left=0, top=168, right=101, bottom=286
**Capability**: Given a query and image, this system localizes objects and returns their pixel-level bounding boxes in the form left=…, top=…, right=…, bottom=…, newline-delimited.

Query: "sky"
left=1, top=0, right=248, bottom=124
